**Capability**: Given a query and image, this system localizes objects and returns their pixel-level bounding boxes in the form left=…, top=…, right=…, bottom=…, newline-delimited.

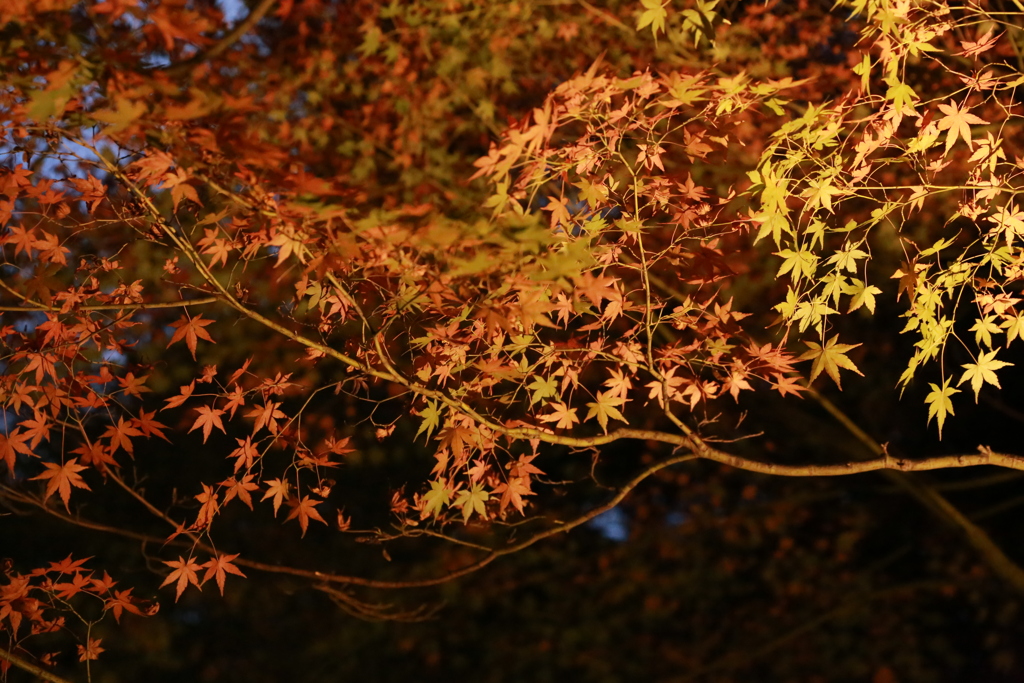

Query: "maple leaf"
left=936, top=100, right=987, bottom=154
left=969, top=316, right=1001, bottom=348
left=958, top=29, right=1000, bottom=58
left=104, top=588, right=155, bottom=623
left=223, top=385, right=246, bottom=418
left=636, top=0, right=668, bottom=37
left=844, top=278, right=882, bottom=314
left=133, top=409, right=170, bottom=441
left=527, top=375, right=559, bottom=405
left=799, top=335, right=864, bottom=388
left=261, top=478, right=290, bottom=516
left=77, top=638, right=105, bottom=662
left=53, top=572, right=92, bottom=599
left=493, top=477, right=532, bottom=515
left=117, top=372, right=151, bottom=398
left=574, top=273, right=621, bottom=308
left=191, top=484, right=220, bottom=530
left=584, top=390, right=626, bottom=433
left=420, top=478, right=451, bottom=519
left=101, top=417, right=143, bottom=457
left=167, top=314, right=216, bottom=359
left=454, top=483, right=490, bottom=523
left=160, top=556, right=203, bottom=601
left=246, top=401, right=285, bottom=434
left=285, top=496, right=327, bottom=537
left=201, top=554, right=247, bottom=595
left=90, top=570, right=117, bottom=594
left=189, top=405, right=226, bottom=443
left=220, top=474, right=260, bottom=509
left=228, top=436, right=260, bottom=472
left=164, top=381, right=196, bottom=410
left=0, top=429, right=34, bottom=474
left=538, top=401, right=580, bottom=430
left=957, top=350, right=1012, bottom=401
left=925, top=379, right=959, bottom=437
left=48, top=555, right=92, bottom=574
left=415, top=400, right=441, bottom=441
left=30, top=458, right=91, bottom=511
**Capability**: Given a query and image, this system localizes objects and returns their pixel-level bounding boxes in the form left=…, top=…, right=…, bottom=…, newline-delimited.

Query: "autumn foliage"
left=2, top=0, right=1024, bottom=679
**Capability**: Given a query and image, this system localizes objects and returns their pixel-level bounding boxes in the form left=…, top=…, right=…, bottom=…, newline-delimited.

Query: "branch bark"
left=0, top=646, right=75, bottom=683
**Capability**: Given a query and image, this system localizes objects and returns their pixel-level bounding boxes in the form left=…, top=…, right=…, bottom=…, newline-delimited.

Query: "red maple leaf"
left=104, top=588, right=156, bottom=623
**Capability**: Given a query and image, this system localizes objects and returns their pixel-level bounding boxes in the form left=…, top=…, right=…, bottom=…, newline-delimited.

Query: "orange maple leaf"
left=220, top=474, right=260, bottom=508
left=537, top=401, right=580, bottom=430
left=30, top=458, right=91, bottom=511
left=0, top=429, right=34, bottom=474
left=201, top=553, right=246, bottom=595
left=159, top=556, right=202, bottom=601
left=77, top=638, right=105, bottom=662
left=104, top=588, right=156, bottom=623
left=261, top=478, right=290, bottom=516
left=163, top=381, right=196, bottom=410
left=246, top=401, right=285, bottom=434
left=167, top=314, right=216, bottom=359
left=189, top=405, right=226, bottom=443
left=102, top=417, right=141, bottom=456
left=493, top=477, right=532, bottom=515
left=285, top=495, right=327, bottom=537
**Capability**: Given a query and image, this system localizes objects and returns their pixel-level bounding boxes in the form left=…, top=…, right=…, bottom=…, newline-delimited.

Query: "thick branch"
left=0, top=646, right=75, bottom=683
left=164, top=0, right=278, bottom=78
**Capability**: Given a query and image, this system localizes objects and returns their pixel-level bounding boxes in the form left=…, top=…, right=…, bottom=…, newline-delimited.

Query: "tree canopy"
left=3, top=0, right=1024, bottom=680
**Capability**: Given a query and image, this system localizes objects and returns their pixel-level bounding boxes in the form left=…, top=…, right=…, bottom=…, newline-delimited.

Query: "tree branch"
left=164, top=0, right=278, bottom=78
left=0, top=645, right=75, bottom=683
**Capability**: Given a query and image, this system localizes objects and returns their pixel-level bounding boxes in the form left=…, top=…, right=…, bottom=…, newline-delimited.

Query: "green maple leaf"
left=844, top=278, right=882, bottom=314
left=636, top=0, right=668, bottom=37
left=1001, top=314, right=1024, bottom=344
left=925, top=379, right=959, bottom=437
left=421, top=479, right=451, bottom=518
left=528, top=375, right=559, bottom=405
left=454, top=483, right=490, bottom=523
left=968, top=316, right=1001, bottom=348
left=799, top=335, right=863, bottom=388
left=415, top=400, right=441, bottom=441
left=957, top=350, right=1013, bottom=401
left=776, top=248, right=818, bottom=283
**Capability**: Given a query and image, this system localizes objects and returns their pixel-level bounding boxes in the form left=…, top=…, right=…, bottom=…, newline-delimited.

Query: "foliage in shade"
left=1, top=0, right=1024, bottom=679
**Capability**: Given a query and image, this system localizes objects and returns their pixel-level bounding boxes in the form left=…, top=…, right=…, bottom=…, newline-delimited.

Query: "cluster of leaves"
left=744, top=0, right=1024, bottom=435
left=0, top=0, right=1022, bottom=677
left=0, top=556, right=155, bottom=676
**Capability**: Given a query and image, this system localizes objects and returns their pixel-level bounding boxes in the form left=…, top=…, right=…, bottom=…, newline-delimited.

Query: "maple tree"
left=3, top=0, right=1024, bottom=679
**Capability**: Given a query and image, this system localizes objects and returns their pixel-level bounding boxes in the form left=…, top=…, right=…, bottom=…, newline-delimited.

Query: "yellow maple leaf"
left=799, top=335, right=863, bottom=388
